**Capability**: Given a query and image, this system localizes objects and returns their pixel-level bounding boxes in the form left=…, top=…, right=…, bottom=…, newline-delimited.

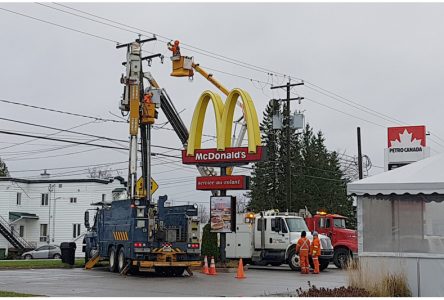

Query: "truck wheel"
left=108, top=247, right=118, bottom=273
left=309, top=258, right=330, bottom=272
left=117, top=248, right=127, bottom=273
left=287, top=248, right=300, bottom=271
left=320, top=260, right=330, bottom=271
left=333, top=248, right=350, bottom=269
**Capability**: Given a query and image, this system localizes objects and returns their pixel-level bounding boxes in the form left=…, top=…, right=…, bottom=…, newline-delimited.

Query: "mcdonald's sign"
left=183, top=88, right=263, bottom=164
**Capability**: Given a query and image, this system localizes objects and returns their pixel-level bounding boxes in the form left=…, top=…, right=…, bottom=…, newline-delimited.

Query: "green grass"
left=0, top=290, right=39, bottom=297
left=0, top=259, right=84, bottom=269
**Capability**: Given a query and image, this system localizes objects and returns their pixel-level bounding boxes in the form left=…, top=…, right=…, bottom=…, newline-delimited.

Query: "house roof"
left=9, top=212, right=39, bottom=221
left=347, top=153, right=444, bottom=196
left=0, top=176, right=126, bottom=186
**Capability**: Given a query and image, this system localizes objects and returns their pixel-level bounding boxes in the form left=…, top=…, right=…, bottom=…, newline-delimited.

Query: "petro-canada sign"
left=384, top=125, right=430, bottom=170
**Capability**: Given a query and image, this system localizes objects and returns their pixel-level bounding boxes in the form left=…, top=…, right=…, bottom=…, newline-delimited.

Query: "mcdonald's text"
left=182, top=146, right=264, bottom=165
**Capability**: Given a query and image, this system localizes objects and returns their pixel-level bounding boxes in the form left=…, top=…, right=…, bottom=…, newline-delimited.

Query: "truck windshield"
left=334, top=218, right=346, bottom=228
left=285, top=218, right=309, bottom=232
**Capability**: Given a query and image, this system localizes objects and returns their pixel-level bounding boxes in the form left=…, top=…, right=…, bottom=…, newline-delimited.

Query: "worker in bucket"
left=310, top=231, right=320, bottom=274
left=296, top=230, right=310, bottom=274
left=167, top=40, right=181, bottom=57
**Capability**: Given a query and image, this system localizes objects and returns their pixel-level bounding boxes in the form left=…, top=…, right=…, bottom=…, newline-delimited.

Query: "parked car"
left=22, top=245, right=61, bottom=259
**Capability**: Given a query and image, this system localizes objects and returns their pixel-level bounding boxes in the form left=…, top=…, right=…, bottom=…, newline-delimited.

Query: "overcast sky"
left=1, top=2, right=443, bottom=207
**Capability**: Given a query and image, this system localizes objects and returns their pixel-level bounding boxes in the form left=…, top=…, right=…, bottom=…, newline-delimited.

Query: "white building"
left=0, top=176, right=126, bottom=257
left=348, top=153, right=444, bottom=296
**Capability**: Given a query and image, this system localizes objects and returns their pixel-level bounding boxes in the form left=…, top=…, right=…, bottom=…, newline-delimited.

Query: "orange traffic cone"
left=208, top=256, right=217, bottom=275
left=235, top=258, right=246, bottom=279
left=201, top=256, right=209, bottom=274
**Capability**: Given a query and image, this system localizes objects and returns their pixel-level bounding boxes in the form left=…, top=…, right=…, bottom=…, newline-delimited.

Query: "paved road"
left=0, top=266, right=347, bottom=297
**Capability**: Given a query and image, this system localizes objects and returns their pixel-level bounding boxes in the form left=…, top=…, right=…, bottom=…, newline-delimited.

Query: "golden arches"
left=187, top=88, right=261, bottom=156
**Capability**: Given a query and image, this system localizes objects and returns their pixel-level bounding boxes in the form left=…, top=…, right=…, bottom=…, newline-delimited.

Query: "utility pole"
left=220, top=166, right=227, bottom=265
left=270, top=80, right=304, bottom=211
left=357, top=127, right=363, bottom=180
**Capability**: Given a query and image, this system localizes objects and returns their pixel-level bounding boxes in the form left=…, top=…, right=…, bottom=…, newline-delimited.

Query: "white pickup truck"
left=226, top=210, right=334, bottom=271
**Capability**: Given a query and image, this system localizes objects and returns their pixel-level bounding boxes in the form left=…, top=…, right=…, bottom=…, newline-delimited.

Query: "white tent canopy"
left=348, top=153, right=444, bottom=195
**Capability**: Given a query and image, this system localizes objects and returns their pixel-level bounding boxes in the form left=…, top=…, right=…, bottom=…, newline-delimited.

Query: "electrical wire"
left=0, top=7, right=118, bottom=44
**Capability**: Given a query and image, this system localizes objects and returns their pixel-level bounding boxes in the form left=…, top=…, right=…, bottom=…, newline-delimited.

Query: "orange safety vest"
left=296, top=237, right=310, bottom=254
left=311, top=237, right=320, bottom=257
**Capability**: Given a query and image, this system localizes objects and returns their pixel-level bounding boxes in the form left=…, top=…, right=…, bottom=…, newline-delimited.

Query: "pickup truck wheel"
left=320, top=260, right=330, bottom=271
left=117, top=248, right=126, bottom=273
left=288, top=248, right=300, bottom=271
left=333, top=248, right=350, bottom=269
left=108, top=247, right=117, bottom=273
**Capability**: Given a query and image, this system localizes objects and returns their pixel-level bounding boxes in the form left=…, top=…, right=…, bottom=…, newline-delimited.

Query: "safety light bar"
left=187, top=243, right=200, bottom=249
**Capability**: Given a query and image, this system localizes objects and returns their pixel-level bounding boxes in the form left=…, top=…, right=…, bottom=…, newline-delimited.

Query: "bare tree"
left=88, top=167, right=114, bottom=179
left=198, top=204, right=210, bottom=224
left=236, top=195, right=249, bottom=213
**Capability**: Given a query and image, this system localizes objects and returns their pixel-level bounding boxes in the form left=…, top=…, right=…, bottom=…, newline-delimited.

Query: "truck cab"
left=305, top=212, right=358, bottom=268
left=226, top=210, right=334, bottom=271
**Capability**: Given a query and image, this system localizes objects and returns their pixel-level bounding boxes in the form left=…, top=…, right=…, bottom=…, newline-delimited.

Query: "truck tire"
left=108, top=247, right=118, bottom=273
left=117, top=247, right=126, bottom=273
left=320, top=260, right=330, bottom=271
left=333, top=248, right=350, bottom=269
left=287, top=248, right=300, bottom=271
left=309, top=258, right=330, bottom=272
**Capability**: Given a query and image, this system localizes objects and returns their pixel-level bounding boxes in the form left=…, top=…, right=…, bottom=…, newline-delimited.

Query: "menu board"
left=210, top=196, right=236, bottom=233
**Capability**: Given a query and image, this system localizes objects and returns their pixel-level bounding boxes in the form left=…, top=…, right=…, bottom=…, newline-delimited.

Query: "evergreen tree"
left=201, top=223, right=220, bottom=261
left=248, top=103, right=352, bottom=220
left=0, top=157, right=9, bottom=177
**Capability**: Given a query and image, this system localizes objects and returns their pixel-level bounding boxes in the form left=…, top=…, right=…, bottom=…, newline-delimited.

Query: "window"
left=333, top=218, right=346, bottom=229
left=281, top=218, right=288, bottom=233
left=257, top=218, right=267, bottom=231
left=19, top=225, right=24, bottom=237
left=102, top=194, right=106, bottom=202
left=36, top=245, right=49, bottom=251
left=319, top=217, right=330, bottom=228
left=41, top=194, right=49, bottom=206
left=16, top=193, right=21, bottom=205
left=285, top=218, right=309, bottom=232
left=40, top=224, right=48, bottom=242
left=72, top=224, right=81, bottom=238
left=58, top=184, right=63, bottom=188
left=70, top=197, right=77, bottom=203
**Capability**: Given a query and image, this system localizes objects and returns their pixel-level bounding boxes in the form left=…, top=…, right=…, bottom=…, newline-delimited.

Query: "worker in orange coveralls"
left=168, top=40, right=181, bottom=57
left=310, top=231, right=320, bottom=274
left=296, top=230, right=310, bottom=274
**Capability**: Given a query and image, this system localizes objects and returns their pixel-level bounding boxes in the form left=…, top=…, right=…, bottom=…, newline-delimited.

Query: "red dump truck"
left=304, top=211, right=358, bottom=268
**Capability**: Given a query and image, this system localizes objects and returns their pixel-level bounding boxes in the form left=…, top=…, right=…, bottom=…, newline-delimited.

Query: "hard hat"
left=312, top=231, right=318, bottom=236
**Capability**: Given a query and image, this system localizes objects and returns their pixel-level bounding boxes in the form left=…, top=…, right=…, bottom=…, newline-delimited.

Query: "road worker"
left=310, top=231, right=320, bottom=274
left=296, top=230, right=310, bottom=274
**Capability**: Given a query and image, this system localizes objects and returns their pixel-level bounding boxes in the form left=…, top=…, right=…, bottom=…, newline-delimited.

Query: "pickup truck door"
left=265, top=217, right=289, bottom=250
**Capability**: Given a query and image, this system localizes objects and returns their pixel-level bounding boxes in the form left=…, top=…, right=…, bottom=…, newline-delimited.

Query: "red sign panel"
left=196, top=175, right=250, bottom=190
left=388, top=126, right=426, bottom=148
left=182, top=146, right=264, bottom=165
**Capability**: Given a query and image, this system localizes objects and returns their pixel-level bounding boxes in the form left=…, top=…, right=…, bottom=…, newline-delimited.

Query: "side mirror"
left=84, top=211, right=90, bottom=229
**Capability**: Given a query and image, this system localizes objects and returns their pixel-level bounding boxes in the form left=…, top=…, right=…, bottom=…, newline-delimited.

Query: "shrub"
left=347, top=259, right=412, bottom=297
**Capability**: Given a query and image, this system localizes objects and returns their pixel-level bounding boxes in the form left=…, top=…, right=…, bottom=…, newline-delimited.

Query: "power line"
left=0, top=98, right=126, bottom=123
left=0, top=7, right=119, bottom=44
left=0, top=130, right=182, bottom=159
left=0, top=115, right=184, bottom=152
